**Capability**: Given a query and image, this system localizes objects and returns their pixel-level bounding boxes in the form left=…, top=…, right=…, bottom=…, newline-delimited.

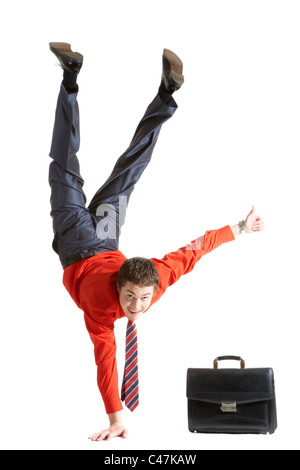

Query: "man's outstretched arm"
left=151, top=206, right=264, bottom=301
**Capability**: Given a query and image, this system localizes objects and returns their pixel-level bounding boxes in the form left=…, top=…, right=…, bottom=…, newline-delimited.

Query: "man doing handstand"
left=48, top=42, right=264, bottom=441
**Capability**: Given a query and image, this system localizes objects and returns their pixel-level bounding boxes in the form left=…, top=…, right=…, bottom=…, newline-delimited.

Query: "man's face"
left=118, top=281, right=155, bottom=322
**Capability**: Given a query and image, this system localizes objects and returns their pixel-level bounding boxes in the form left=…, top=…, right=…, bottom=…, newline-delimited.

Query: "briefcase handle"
left=213, top=356, right=246, bottom=369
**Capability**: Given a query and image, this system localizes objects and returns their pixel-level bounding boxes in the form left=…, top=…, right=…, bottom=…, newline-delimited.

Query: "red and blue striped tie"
left=121, top=320, right=139, bottom=411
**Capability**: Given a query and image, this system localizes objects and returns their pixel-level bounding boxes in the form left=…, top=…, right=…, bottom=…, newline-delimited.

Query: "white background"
left=0, top=0, right=299, bottom=451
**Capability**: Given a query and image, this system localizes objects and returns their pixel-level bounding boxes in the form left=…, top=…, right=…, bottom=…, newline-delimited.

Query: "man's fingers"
left=97, top=431, right=110, bottom=441
left=89, top=431, right=109, bottom=441
left=253, top=221, right=264, bottom=231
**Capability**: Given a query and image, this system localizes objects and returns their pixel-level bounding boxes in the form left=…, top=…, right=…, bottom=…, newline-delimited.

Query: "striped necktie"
left=121, top=320, right=139, bottom=411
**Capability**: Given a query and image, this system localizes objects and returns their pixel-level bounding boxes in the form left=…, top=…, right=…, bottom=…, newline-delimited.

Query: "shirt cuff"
left=219, top=225, right=236, bottom=243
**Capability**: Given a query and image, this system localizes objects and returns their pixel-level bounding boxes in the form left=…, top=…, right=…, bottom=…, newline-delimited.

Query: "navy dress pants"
left=49, top=84, right=177, bottom=268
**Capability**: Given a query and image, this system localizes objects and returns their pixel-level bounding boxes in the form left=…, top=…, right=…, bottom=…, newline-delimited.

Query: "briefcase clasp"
left=221, top=402, right=237, bottom=413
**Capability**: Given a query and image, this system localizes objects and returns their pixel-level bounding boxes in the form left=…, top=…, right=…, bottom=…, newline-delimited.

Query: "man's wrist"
left=231, top=222, right=246, bottom=237
left=238, top=220, right=246, bottom=234
left=108, top=411, right=123, bottom=426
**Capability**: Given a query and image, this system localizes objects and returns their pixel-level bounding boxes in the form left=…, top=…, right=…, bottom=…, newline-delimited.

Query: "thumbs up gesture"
left=244, top=206, right=264, bottom=233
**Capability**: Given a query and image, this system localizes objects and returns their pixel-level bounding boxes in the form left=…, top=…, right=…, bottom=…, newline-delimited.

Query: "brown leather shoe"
left=162, top=49, right=184, bottom=93
left=49, top=42, right=83, bottom=75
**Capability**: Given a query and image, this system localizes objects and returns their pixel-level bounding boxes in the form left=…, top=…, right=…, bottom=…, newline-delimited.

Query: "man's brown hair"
left=117, top=257, right=159, bottom=292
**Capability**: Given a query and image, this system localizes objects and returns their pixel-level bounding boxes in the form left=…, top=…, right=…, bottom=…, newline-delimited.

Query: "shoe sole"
left=163, top=48, right=184, bottom=85
left=49, top=42, right=83, bottom=64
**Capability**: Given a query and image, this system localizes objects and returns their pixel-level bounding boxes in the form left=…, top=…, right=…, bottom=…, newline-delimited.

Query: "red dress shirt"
left=63, top=225, right=235, bottom=414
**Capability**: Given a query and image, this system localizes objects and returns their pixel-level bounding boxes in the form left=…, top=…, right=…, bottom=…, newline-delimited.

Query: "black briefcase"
left=187, top=356, right=277, bottom=434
